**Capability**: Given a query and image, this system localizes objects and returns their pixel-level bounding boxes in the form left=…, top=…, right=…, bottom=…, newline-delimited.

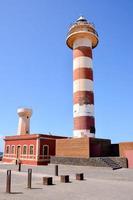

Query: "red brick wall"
left=3, top=138, right=37, bottom=164
left=119, top=142, right=133, bottom=157
left=40, top=139, right=56, bottom=156
left=90, top=138, right=111, bottom=157
left=56, top=138, right=90, bottom=158
left=4, top=139, right=36, bottom=155
left=119, top=142, right=133, bottom=168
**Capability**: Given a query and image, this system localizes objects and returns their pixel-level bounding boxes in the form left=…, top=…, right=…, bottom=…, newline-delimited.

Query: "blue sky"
left=0, top=0, right=133, bottom=151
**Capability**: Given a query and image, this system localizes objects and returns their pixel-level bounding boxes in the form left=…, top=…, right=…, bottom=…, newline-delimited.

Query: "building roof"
left=76, top=16, right=87, bottom=22
left=4, top=133, right=68, bottom=141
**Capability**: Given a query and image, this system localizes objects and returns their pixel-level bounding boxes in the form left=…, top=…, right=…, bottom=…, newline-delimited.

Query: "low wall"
left=119, top=142, right=133, bottom=157
left=119, top=142, right=133, bottom=168
left=51, top=156, right=127, bottom=168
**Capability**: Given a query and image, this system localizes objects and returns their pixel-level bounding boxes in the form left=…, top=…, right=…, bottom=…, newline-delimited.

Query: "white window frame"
left=16, top=145, right=21, bottom=157
left=29, top=145, right=34, bottom=155
left=11, top=145, right=15, bottom=154
left=6, top=145, right=10, bottom=154
left=23, top=145, right=27, bottom=155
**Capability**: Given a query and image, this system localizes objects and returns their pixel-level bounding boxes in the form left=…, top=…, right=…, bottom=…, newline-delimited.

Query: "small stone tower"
left=17, top=108, right=32, bottom=135
left=66, top=16, right=99, bottom=138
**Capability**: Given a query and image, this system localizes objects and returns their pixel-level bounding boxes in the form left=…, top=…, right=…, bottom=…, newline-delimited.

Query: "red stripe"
left=73, top=46, right=92, bottom=58
left=73, top=68, right=93, bottom=81
left=73, top=91, right=94, bottom=105
left=74, top=116, right=95, bottom=130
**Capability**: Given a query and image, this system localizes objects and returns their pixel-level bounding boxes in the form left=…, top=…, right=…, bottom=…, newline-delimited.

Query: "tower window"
left=90, top=126, right=95, bottom=133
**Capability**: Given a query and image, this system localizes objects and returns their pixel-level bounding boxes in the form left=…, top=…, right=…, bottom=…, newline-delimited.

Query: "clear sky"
left=0, top=0, right=133, bottom=151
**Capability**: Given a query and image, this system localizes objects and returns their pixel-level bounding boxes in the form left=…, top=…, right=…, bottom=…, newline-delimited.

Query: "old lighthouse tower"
left=66, top=16, right=99, bottom=138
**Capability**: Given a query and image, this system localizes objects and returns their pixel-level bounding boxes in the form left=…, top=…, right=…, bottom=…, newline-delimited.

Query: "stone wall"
left=50, top=156, right=128, bottom=168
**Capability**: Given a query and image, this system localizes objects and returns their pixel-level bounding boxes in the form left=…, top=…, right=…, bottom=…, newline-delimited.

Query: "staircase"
left=100, top=157, right=122, bottom=170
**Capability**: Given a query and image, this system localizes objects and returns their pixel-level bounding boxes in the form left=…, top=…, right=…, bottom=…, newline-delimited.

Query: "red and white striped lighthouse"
left=66, top=16, right=99, bottom=138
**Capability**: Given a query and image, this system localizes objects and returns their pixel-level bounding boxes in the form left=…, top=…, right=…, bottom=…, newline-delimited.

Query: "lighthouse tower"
left=17, top=108, right=32, bottom=135
left=66, top=16, right=99, bottom=138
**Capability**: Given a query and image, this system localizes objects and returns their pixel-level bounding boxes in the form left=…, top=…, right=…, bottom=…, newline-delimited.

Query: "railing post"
left=6, top=170, right=11, bottom=193
left=27, top=169, right=32, bottom=189
left=55, top=165, right=58, bottom=176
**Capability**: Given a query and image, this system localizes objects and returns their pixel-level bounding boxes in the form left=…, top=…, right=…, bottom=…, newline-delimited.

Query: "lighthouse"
left=66, top=16, right=99, bottom=138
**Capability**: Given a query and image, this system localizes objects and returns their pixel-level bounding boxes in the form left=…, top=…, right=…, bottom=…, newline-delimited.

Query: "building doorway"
left=17, top=146, right=21, bottom=159
left=43, top=145, right=49, bottom=156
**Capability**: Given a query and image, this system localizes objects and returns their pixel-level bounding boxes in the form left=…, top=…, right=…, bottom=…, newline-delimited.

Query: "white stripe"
left=73, top=38, right=92, bottom=49
left=73, top=104, right=94, bottom=117
left=73, top=79, right=93, bottom=93
left=73, top=130, right=95, bottom=138
left=73, top=57, right=93, bottom=70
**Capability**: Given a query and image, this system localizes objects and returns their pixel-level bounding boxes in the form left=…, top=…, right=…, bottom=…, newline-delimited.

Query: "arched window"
left=43, top=145, right=49, bottom=156
left=29, top=145, right=34, bottom=155
left=23, top=145, right=27, bottom=155
left=11, top=146, right=15, bottom=154
left=6, top=146, right=10, bottom=154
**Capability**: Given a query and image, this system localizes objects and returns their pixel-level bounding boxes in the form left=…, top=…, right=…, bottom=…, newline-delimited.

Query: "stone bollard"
left=43, top=177, right=53, bottom=185
left=76, top=173, right=84, bottom=180
left=55, top=165, right=58, bottom=176
left=60, top=175, right=69, bottom=183
left=27, top=169, right=32, bottom=189
left=6, top=170, right=11, bottom=193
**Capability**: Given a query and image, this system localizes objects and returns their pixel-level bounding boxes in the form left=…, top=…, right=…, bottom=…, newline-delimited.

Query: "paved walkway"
left=0, top=162, right=133, bottom=200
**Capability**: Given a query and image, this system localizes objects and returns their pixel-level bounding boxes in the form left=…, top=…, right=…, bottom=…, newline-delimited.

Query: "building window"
left=23, top=146, right=27, bottom=155
left=43, top=145, right=49, bottom=156
left=6, top=146, right=10, bottom=154
left=29, top=145, right=34, bottom=155
left=11, top=146, right=15, bottom=154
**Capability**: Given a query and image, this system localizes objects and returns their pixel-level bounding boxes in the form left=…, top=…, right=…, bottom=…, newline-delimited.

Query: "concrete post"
left=27, top=169, right=32, bottom=189
left=55, top=165, right=58, bottom=176
left=6, top=170, right=11, bottom=193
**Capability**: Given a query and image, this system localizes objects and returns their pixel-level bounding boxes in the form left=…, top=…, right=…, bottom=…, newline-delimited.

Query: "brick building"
left=3, top=108, right=66, bottom=165
left=3, top=134, right=66, bottom=165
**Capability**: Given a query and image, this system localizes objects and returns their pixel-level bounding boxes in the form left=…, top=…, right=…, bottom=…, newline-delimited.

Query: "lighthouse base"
left=55, top=137, right=116, bottom=158
left=52, top=137, right=128, bottom=168
left=51, top=156, right=127, bottom=168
